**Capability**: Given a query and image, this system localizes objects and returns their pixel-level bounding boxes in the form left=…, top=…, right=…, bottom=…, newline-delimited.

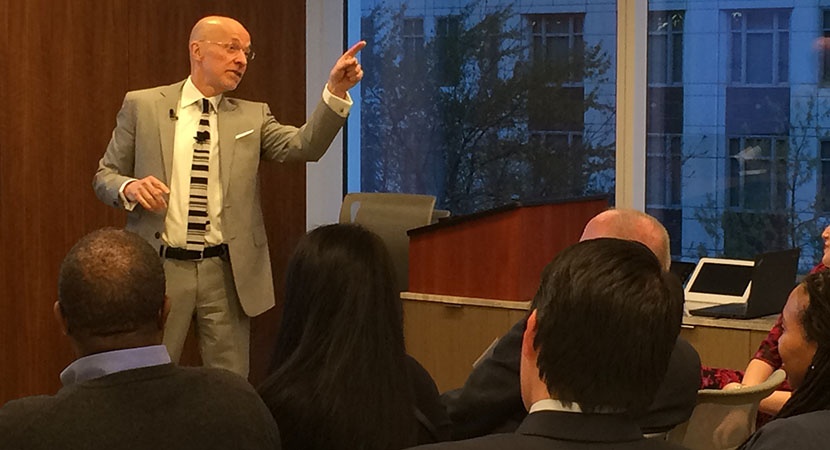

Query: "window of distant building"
left=646, top=11, right=684, bottom=257
left=728, top=136, right=789, bottom=210
left=526, top=14, right=586, bottom=155
left=822, top=10, right=830, bottom=84
left=435, top=15, right=462, bottom=86
left=648, top=10, right=683, bottom=86
left=726, top=9, right=791, bottom=214
left=527, top=14, right=585, bottom=83
left=729, top=9, right=790, bottom=85
left=403, top=17, right=425, bottom=58
left=819, top=140, right=830, bottom=211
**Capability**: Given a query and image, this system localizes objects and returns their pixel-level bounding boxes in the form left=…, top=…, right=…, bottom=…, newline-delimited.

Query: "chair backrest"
left=667, top=369, right=786, bottom=450
left=430, top=209, right=451, bottom=224
left=338, top=193, right=436, bottom=291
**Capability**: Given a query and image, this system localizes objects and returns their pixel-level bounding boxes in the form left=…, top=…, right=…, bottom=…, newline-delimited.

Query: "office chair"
left=339, top=192, right=436, bottom=291
left=667, top=369, right=786, bottom=450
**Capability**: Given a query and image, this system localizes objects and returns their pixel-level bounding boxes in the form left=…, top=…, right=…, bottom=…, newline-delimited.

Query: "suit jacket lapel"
left=217, top=97, right=240, bottom=197
left=155, top=81, right=184, bottom=184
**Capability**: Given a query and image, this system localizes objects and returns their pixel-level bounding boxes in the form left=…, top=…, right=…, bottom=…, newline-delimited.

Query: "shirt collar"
left=59, top=345, right=172, bottom=386
left=529, top=398, right=584, bottom=414
left=529, top=398, right=622, bottom=415
left=182, top=76, right=222, bottom=111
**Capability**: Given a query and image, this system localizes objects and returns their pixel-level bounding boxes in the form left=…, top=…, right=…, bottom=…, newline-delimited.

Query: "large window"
left=353, top=2, right=616, bottom=215
left=644, top=3, right=826, bottom=270
left=343, top=1, right=830, bottom=271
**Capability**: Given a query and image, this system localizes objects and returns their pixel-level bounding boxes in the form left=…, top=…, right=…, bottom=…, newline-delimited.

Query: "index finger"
left=344, top=40, right=366, bottom=58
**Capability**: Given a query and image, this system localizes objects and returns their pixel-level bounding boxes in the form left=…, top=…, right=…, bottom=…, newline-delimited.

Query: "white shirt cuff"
left=322, top=84, right=352, bottom=118
left=118, top=179, right=139, bottom=211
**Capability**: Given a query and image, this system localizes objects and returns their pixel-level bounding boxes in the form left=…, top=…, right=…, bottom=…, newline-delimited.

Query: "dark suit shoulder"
left=408, top=432, right=686, bottom=450
left=741, top=411, right=830, bottom=449
left=636, top=336, right=701, bottom=433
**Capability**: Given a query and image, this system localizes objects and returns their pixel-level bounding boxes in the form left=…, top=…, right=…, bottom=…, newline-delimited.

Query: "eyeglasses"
left=199, top=40, right=256, bottom=61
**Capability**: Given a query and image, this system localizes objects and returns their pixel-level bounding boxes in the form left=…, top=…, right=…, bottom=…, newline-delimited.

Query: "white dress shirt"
left=118, top=78, right=353, bottom=248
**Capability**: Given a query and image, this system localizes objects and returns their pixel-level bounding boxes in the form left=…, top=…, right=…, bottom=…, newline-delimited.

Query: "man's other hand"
left=124, top=176, right=170, bottom=212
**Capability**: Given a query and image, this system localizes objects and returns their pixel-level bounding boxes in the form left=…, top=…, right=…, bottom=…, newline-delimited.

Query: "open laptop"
left=688, top=248, right=800, bottom=319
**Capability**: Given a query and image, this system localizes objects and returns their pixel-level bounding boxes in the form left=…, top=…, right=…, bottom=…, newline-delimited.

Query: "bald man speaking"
left=94, top=16, right=365, bottom=377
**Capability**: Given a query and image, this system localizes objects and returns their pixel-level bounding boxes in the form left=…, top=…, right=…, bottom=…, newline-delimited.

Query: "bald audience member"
left=0, top=229, right=280, bottom=450
left=442, top=209, right=701, bottom=438
left=412, top=239, right=687, bottom=450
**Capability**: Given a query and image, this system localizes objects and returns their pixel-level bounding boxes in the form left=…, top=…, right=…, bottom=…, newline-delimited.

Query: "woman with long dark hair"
left=258, top=223, right=449, bottom=450
left=740, top=270, right=830, bottom=449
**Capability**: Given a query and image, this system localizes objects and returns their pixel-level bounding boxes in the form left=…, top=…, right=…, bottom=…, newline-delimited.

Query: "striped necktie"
left=186, top=98, right=211, bottom=251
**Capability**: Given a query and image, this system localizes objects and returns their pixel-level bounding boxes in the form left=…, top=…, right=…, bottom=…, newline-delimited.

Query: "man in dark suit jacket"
left=441, top=209, right=701, bottom=438
left=411, top=238, right=687, bottom=450
left=0, top=229, right=280, bottom=450
left=93, top=15, right=365, bottom=376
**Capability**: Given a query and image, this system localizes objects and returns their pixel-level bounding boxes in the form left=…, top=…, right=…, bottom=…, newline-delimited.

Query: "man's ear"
left=158, top=296, right=171, bottom=330
left=522, top=310, right=539, bottom=361
left=53, top=301, right=70, bottom=336
left=190, top=41, right=202, bottom=61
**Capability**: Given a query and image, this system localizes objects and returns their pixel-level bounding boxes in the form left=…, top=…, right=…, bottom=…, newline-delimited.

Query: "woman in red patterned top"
left=699, top=226, right=830, bottom=417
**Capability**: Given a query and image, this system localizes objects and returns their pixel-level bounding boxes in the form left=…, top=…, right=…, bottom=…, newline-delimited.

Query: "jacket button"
left=154, top=232, right=161, bottom=239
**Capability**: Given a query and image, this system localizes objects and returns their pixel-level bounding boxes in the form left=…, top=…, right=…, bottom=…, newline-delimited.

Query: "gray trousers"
left=161, top=256, right=250, bottom=377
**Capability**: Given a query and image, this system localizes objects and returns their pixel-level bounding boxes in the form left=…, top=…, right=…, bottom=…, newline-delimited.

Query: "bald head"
left=579, top=209, right=671, bottom=271
left=188, top=16, right=251, bottom=97
left=189, top=16, right=247, bottom=43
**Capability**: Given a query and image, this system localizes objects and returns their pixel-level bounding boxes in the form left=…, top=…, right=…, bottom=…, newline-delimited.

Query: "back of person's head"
left=777, top=270, right=830, bottom=418
left=259, top=223, right=415, bottom=450
left=530, top=238, right=682, bottom=414
left=580, top=208, right=671, bottom=271
left=57, top=228, right=165, bottom=350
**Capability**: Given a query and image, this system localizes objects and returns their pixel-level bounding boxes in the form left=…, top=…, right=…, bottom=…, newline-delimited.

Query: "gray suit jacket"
left=93, top=80, right=346, bottom=316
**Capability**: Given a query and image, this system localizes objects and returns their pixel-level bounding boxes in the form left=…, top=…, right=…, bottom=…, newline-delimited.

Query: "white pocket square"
left=235, top=129, right=254, bottom=139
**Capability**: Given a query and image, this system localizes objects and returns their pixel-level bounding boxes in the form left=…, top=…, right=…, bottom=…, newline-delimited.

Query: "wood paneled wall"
left=0, top=0, right=312, bottom=404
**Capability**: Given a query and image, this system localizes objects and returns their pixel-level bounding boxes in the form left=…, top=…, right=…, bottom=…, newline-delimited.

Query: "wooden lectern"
left=407, top=196, right=608, bottom=301
left=402, top=197, right=608, bottom=391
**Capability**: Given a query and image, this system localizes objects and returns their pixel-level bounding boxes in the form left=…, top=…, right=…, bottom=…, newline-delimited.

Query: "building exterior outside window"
left=351, top=0, right=830, bottom=270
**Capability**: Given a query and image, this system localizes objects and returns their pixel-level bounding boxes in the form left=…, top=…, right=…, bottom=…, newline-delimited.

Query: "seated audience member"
left=442, top=209, right=701, bottom=438
left=739, top=270, right=830, bottom=449
left=257, top=223, right=450, bottom=450
left=410, top=238, right=687, bottom=449
left=701, top=225, right=830, bottom=417
left=0, top=229, right=280, bottom=450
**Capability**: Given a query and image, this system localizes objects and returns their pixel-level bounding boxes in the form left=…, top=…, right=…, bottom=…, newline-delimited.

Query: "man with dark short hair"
left=0, top=229, right=280, bottom=450
left=412, top=238, right=687, bottom=449
left=441, top=209, right=701, bottom=438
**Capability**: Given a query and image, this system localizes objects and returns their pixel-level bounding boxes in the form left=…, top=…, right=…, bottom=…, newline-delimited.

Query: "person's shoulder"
left=173, top=366, right=257, bottom=391
left=407, top=433, right=517, bottom=449
left=0, top=394, right=57, bottom=418
left=223, top=96, right=266, bottom=109
left=743, top=412, right=830, bottom=449
left=0, top=394, right=62, bottom=442
left=123, top=80, right=184, bottom=102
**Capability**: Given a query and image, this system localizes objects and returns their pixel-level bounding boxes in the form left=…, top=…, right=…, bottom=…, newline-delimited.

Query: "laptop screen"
left=684, top=257, right=755, bottom=305
left=688, top=263, right=754, bottom=296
